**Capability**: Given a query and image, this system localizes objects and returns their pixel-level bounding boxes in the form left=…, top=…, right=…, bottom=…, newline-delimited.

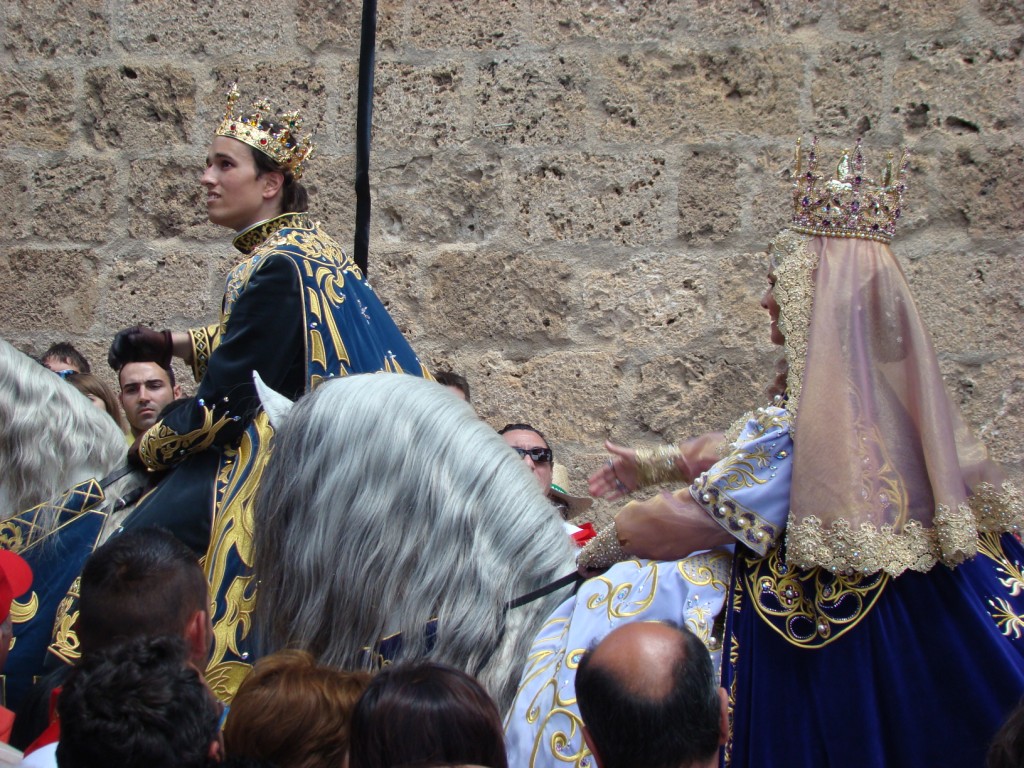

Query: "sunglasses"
left=512, top=446, right=553, bottom=464
left=54, top=369, right=77, bottom=380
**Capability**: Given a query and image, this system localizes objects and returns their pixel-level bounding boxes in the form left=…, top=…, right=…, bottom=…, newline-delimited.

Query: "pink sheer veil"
left=773, top=231, right=1022, bottom=576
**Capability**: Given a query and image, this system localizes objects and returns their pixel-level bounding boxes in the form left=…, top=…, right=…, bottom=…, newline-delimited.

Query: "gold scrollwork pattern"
left=743, top=545, right=889, bottom=648
left=978, top=532, right=1024, bottom=639
left=584, top=566, right=659, bottom=621
left=48, top=576, right=82, bottom=665
left=690, top=408, right=789, bottom=556
left=204, top=411, right=273, bottom=701
left=769, top=229, right=818, bottom=420
left=139, top=405, right=235, bottom=472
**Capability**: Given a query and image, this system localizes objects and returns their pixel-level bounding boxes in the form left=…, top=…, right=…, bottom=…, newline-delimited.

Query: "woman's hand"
left=615, top=490, right=733, bottom=561
left=588, top=441, right=639, bottom=500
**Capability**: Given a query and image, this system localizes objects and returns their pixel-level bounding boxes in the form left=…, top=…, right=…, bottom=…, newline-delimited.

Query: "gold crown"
left=215, top=83, right=314, bottom=180
left=789, top=137, right=909, bottom=243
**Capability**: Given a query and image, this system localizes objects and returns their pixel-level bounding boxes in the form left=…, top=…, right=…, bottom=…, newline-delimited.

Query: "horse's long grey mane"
left=254, top=373, right=577, bottom=711
left=0, top=338, right=127, bottom=521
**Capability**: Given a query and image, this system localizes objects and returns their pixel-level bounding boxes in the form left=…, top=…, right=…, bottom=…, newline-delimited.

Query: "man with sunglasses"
left=499, top=423, right=555, bottom=494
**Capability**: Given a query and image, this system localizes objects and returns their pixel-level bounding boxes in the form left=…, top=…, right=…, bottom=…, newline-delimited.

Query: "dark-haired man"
left=575, top=622, right=728, bottom=768
left=16, top=529, right=211, bottom=766
left=499, top=423, right=554, bottom=493
left=118, top=362, right=182, bottom=439
left=56, top=636, right=222, bottom=768
left=41, top=342, right=90, bottom=375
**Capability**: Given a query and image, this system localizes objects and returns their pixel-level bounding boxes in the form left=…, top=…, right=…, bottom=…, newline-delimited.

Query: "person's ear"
left=184, top=609, right=211, bottom=666
left=582, top=725, right=604, bottom=768
left=717, top=686, right=730, bottom=746
left=260, top=169, right=285, bottom=200
left=173, top=384, right=183, bottom=399
left=208, top=736, right=224, bottom=763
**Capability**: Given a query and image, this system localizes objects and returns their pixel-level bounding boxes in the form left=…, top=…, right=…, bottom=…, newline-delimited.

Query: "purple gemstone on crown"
left=802, top=197, right=810, bottom=206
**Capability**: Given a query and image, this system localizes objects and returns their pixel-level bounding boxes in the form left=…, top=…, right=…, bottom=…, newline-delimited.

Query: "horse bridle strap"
left=505, top=571, right=582, bottom=611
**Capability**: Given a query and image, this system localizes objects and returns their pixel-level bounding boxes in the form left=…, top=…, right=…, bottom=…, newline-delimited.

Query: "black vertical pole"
left=354, top=0, right=378, bottom=276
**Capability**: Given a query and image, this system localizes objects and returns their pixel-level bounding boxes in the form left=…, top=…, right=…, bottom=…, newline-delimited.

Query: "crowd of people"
left=2, top=83, right=1023, bottom=768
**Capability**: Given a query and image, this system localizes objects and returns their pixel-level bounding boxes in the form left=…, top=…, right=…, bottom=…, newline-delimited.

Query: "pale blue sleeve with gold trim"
left=689, top=405, right=792, bottom=556
left=505, top=550, right=732, bottom=768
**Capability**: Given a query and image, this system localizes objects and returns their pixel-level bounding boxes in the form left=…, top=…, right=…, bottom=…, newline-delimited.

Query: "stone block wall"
left=2, top=0, right=1021, bottom=514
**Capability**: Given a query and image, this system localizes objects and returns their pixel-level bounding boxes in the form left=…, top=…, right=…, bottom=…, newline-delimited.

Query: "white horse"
left=252, top=373, right=578, bottom=711
left=0, top=338, right=126, bottom=521
left=0, top=337, right=149, bottom=710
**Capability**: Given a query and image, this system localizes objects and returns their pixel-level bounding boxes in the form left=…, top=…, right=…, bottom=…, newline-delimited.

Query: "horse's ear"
left=253, top=371, right=294, bottom=428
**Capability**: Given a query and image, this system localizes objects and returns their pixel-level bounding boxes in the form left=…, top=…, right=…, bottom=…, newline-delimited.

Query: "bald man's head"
left=576, top=622, right=727, bottom=768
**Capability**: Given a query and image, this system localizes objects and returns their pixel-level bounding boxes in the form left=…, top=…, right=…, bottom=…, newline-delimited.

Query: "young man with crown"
left=506, top=139, right=1024, bottom=768
left=103, top=84, right=430, bottom=701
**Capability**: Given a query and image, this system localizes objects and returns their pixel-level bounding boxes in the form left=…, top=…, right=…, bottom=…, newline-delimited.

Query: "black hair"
left=497, top=422, right=551, bottom=454
left=77, top=528, right=208, bottom=658
left=42, top=342, right=90, bottom=374
left=989, top=697, right=1024, bottom=768
left=57, top=635, right=221, bottom=768
left=246, top=116, right=310, bottom=214
left=349, top=661, right=508, bottom=768
left=575, top=623, right=721, bottom=768
left=433, top=371, right=471, bottom=402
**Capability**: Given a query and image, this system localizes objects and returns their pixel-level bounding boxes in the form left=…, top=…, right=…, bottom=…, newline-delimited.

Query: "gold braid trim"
left=769, top=229, right=818, bottom=421
left=138, top=405, right=236, bottom=472
left=785, top=482, right=1024, bottom=577
left=635, top=444, right=688, bottom=487
left=188, top=324, right=219, bottom=383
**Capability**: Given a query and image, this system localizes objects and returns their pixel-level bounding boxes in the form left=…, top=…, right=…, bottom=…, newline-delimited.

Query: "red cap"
left=0, top=550, right=33, bottom=623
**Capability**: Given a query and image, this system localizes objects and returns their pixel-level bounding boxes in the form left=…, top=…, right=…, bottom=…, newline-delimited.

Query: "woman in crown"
left=507, top=139, right=1024, bottom=768
left=104, top=84, right=429, bottom=700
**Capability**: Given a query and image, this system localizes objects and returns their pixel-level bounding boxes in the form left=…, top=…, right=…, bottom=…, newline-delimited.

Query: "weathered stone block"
left=403, top=0, right=527, bottom=50
left=838, top=0, right=967, bottom=32
left=371, top=60, right=464, bottom=151
left=527, top=0, right=682, bottom=43
left=117, top=0, right=291, bottom=55
left=471, top=53, right=589, bottom=146
left=299, top=154, right=357, bottom=246
left=366, top=247, right=427, bottom=339
left=0, top=160, right=31, bottom=240
left=296, top=0, right=404, bottom=52
left=747, top=144, right=799, bottom=239
left=935, top=142, right=1022, bottom=236
left=893, top=39, right=1022, bottom=135
left=518, top=350, right=623, bottom=442
left=425, top=248, right=572, bottom=346
left=577, top=250, right=708, bottom=343
left=677, top=149, right=741, bottom=244
left=905, top=248, right=1024, bottom=360
left=103, top=248, right=217, bottom=331
left=596, top=47, right=803, bottom=142
left=508, top=152, right=670, bottom=246
left=978, top=0, right=1024, bottom=25
left=84, top=66, right=195, bottom=150
left=810, top=43, right=886, bottom=138
left=1, top=70, right=76, bottom=150
left=31, top=157, right=120, bottom=243
left=938, top=354, right=1024, bottom=473
left=128, top=158, right=217, bottom=240
left=372, top=151, right=504, bottom=244
left=634, top=348, right=770, bottom=441
left=0, top=248, right=100, bottom=333
left=2, top=0, right=110, bottom=61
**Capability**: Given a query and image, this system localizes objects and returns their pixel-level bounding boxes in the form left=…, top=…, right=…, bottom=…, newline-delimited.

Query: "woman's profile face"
left=201, top=136, right=272, bottom=231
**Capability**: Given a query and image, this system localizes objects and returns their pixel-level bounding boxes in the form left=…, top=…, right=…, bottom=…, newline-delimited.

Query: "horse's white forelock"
left=0, top=338, right=126, bottom=521
left=253, top=373, right=577, bottom=712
